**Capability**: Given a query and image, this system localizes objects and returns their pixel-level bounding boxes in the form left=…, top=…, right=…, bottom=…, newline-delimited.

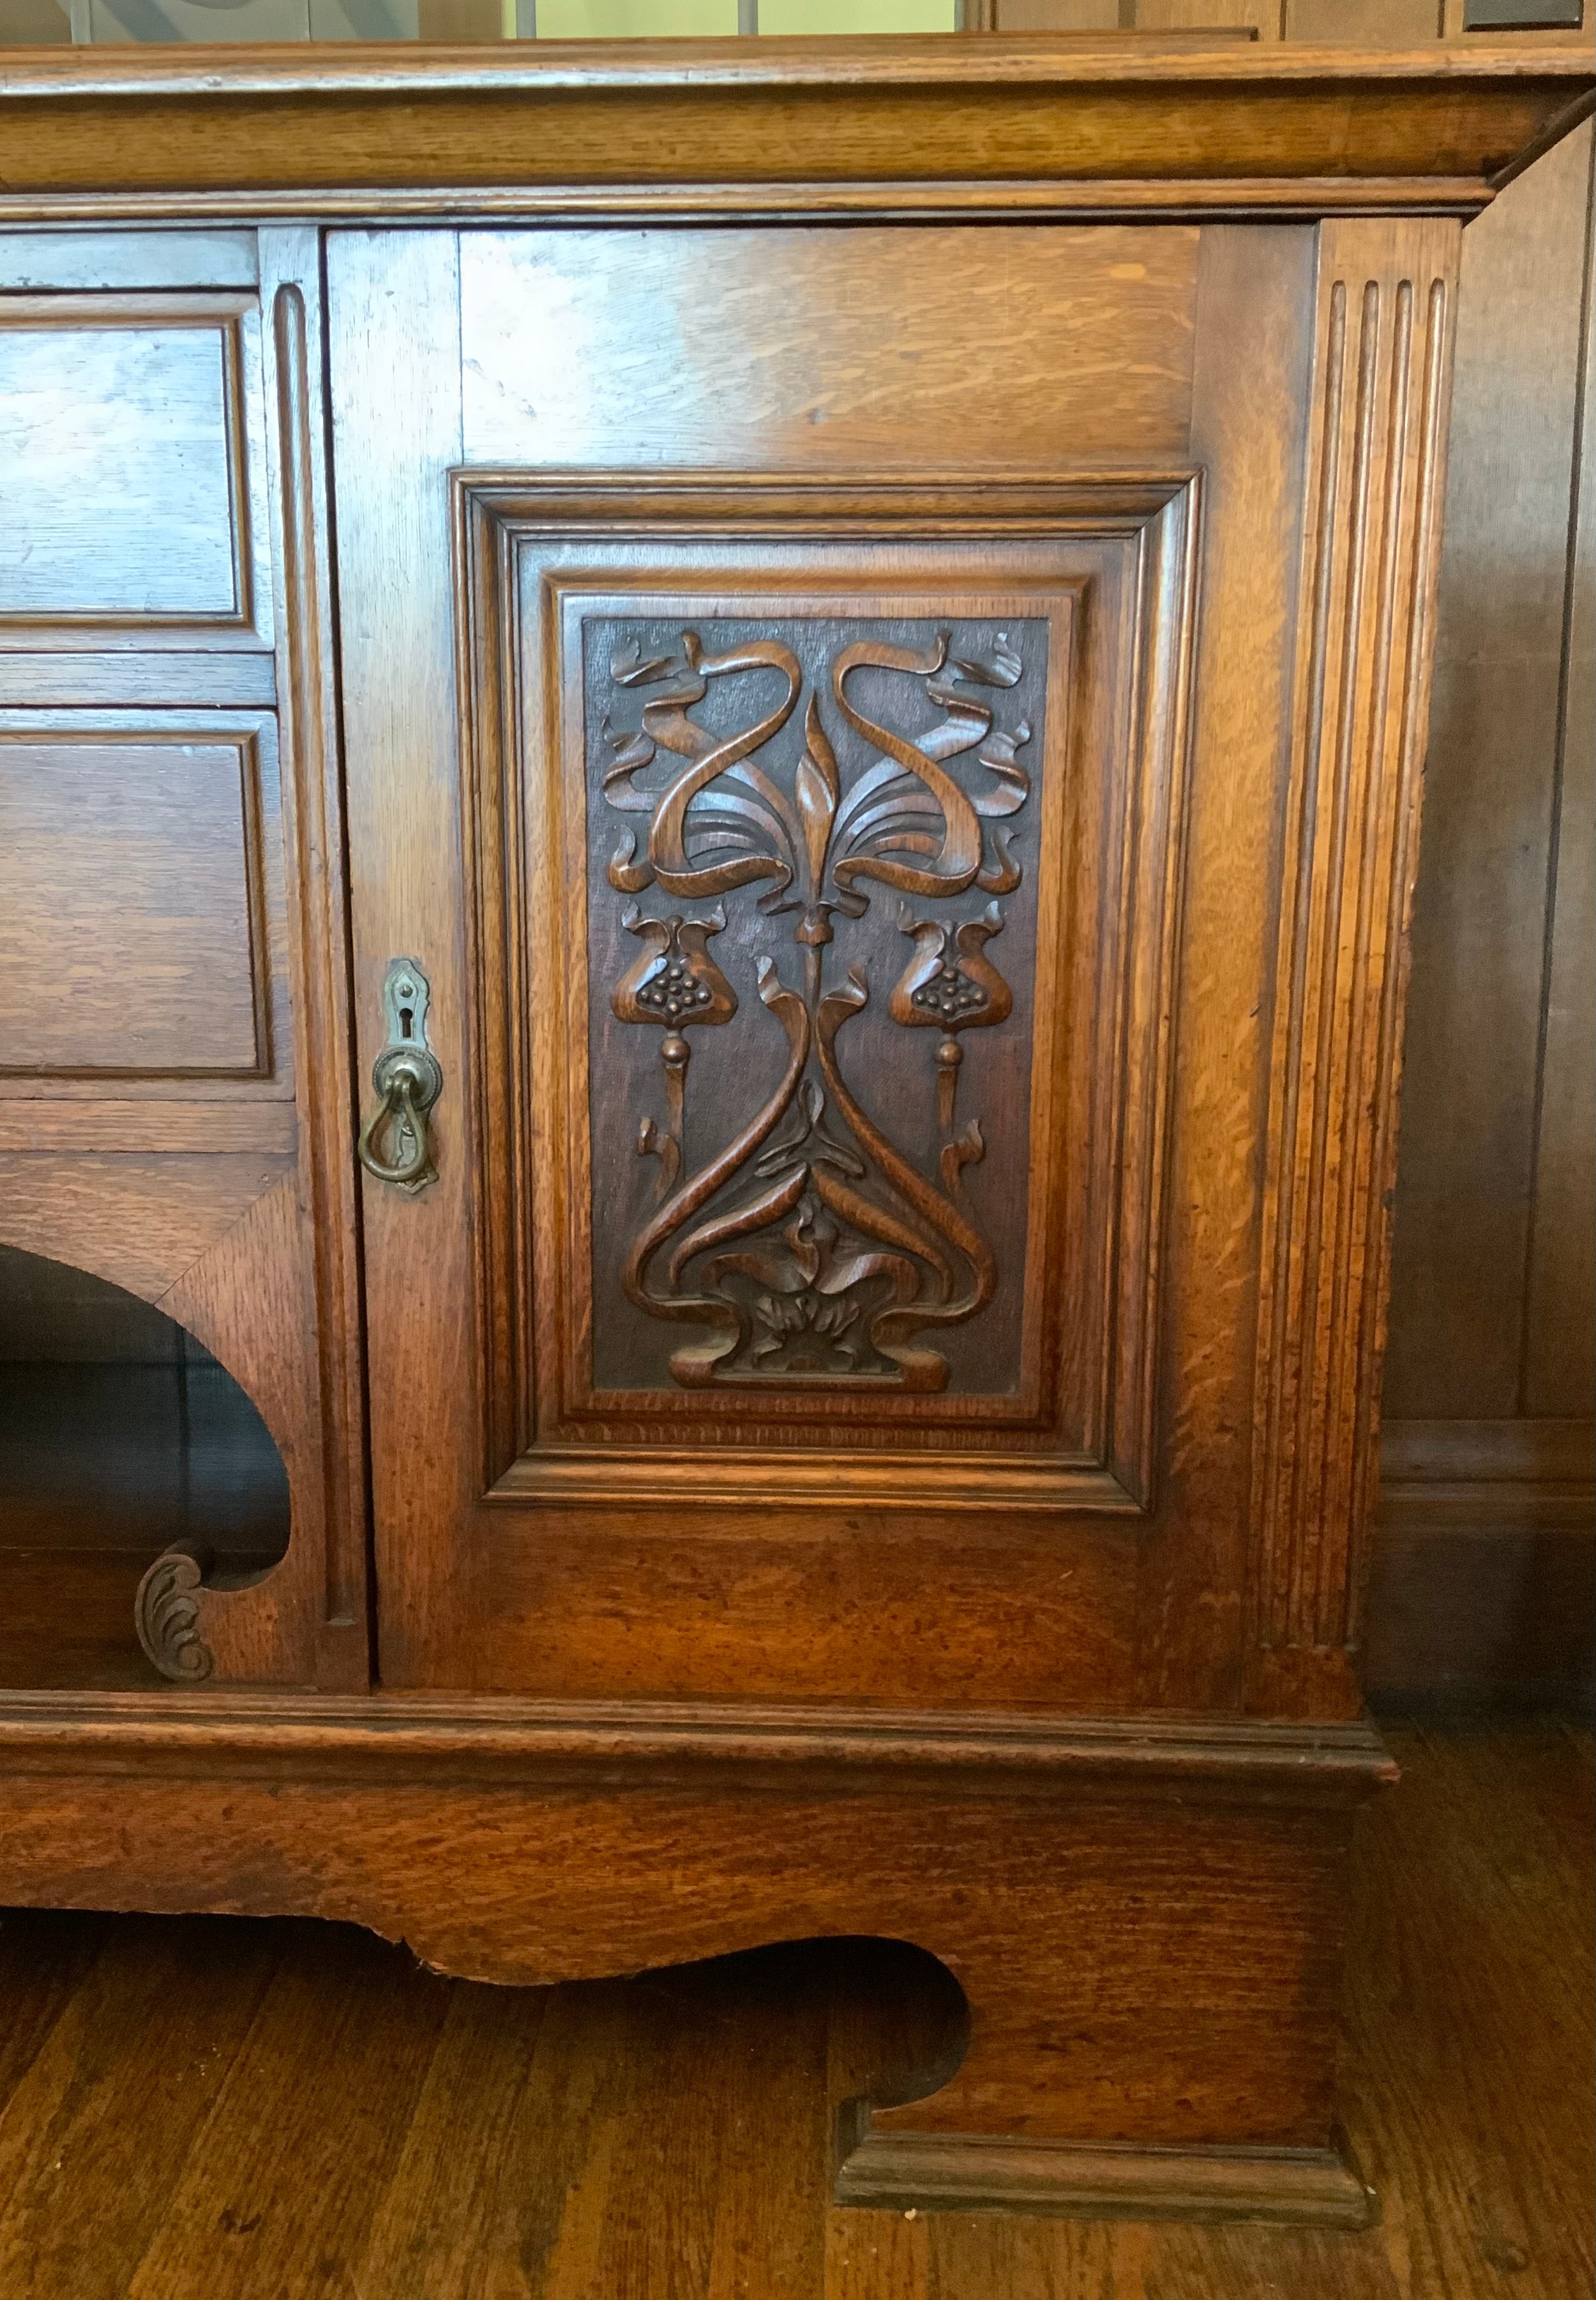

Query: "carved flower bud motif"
left=612, top=903, right=737, bottom=1032
left=889, top=901, right=1013, bottom=1037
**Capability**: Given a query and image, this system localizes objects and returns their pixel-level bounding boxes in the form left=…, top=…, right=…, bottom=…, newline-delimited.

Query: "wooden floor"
left=0, top=1719, right=1588, bottom=2299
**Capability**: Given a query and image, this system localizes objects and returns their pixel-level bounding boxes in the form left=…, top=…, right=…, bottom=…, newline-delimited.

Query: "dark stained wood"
left=0, top=1551, right=160, bottom=1690
left=1522, top=122, right=1595, bottom=1423
left=0, top=1720, right=1584, bottom=2292
left=1367, top=1415, right=1596, bottom=1703
left=1368, top=122, right=1594, bottom=1702
left=0, top=1916, right=284, bottom=2300
left=1384, top=123, right=1592, bottom=1423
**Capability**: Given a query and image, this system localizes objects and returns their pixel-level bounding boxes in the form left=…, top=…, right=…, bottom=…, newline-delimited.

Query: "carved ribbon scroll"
left=598, top=622, right=1036, bottom=1390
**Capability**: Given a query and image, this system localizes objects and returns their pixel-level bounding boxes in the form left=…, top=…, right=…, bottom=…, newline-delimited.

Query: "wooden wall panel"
left=1523, top=168, right=1595, bottom=1422
left=1283, top=0, right=1440, bottom=40
left=1371, top=123, right=1595, bottom=1701
left=1383, top=124, right=1592, bottom=1424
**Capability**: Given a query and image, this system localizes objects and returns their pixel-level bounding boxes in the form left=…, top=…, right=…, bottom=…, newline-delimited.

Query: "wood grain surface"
left=0, top=43, right=1587, bottom=213
left=0, top=1718, right=1584, bottom=2297
left=0, top=1694, right=1390, bottom=2188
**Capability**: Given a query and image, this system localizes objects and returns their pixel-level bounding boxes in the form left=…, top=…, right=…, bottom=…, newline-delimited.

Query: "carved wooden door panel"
left=329, top=220, right=1447, bottom=1713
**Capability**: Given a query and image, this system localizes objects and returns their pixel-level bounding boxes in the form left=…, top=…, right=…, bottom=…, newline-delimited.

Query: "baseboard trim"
left=834, top=2123, right=1377, bottom=2229
left=0, top=1689, right=1394, bottom=1802
left=1369, top=1417, right=1595, bottom=1702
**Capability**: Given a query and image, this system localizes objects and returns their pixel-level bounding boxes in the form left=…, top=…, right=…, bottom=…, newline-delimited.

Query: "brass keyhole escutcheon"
left=357, top=958, right=444, bottom=1194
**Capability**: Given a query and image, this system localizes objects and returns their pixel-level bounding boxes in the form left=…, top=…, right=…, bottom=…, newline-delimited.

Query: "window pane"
left=759, top=0, right=954, bottom=26
left=538, top=0, right=737, bottom=30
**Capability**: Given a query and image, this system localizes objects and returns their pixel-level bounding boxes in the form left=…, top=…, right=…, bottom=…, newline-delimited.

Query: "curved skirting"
left=0, top=1690, right=1390, bottom=2229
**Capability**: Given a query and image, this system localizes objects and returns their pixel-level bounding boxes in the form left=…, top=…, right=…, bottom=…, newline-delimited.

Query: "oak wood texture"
left=1520, top=122, right=1595, bottom=1425
left=333, top=218, right=1279, bottom=1708
left=0, top=650, right=277, bottom=708
left=0, top=231, right=370, bottom=1693
left=457, top=225, right=1199, bottom=469
left=0, top=716, right=296, bottom=1120
left=0, top=290, right=270, bottom=649
left=1246, top=216, right=1459, bottom=1720
left=0, top=728, right=280, bottom=1080
left=0, top=1720, right=1585, bottom=2292
left=0, top=227, right=258, bottom=289
left=0, top=1689, right=1392, bottom=2206
left=0, top=43, right=1587, bottom=217
left=0, top=48, right=1586, bottom=2219
left=456, top=476, right=1191, bottom=1517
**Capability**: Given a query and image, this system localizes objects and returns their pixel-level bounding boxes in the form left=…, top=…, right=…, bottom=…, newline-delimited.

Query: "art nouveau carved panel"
left=456, top=477, right=1197, bottom=1517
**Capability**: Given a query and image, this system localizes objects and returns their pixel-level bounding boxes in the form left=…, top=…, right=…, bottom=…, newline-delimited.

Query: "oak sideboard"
left=0, top=36, right=1589, bottom=2225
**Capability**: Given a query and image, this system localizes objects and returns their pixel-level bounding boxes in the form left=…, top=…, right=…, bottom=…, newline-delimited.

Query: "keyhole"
left=398, top=1005, right=414, bottom=1041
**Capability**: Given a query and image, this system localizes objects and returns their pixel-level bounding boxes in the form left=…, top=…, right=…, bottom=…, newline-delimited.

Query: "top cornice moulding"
left=0, top=38, right=1590, bottom=96
left=0, top=39, right=1588, bottom=211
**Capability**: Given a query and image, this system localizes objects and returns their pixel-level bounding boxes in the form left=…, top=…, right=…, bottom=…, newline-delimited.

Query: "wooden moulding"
left=833, top=2123, right=1375, bottom=2229
left=0, top=44, right=1588, bottom=218
left=0, top=1692, right=1391, bottom=2225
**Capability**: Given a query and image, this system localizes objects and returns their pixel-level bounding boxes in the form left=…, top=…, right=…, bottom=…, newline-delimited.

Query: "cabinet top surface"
left=0, top=36, right=1588, bottom=217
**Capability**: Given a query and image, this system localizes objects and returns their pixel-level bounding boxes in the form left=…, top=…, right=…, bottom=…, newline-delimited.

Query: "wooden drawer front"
left=0, top=714, right=290, bottom=1094
left=0, top=292, right=270, bottom=650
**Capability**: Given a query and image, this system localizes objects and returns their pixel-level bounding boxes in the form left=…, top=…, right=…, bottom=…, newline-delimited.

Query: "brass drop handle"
left=358, top=959, right=442, bottom=1194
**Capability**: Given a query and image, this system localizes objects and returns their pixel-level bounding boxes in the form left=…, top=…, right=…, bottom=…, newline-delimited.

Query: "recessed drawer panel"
left=0, top=293, right=270, bottom=648
left=0, top=715, right=289, bottom=1088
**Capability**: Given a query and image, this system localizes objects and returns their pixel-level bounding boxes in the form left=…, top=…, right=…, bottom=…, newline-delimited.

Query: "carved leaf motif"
left=794, top=696, right=839, bottom=901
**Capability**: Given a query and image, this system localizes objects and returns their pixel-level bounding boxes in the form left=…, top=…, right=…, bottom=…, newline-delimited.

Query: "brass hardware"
left=358, top=958, right=443, bottom=1193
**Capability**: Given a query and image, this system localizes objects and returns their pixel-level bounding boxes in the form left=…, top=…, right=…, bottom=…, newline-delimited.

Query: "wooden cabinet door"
left=329, top=220, right=1435, bottom=1713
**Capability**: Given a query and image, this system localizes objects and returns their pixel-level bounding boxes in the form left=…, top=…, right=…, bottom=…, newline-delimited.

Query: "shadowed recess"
left=0, top=1244, right=290, bottom=1691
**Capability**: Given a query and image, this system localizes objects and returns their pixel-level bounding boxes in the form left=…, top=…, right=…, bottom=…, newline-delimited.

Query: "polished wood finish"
left=1376, top=121, right=1595, bottom=1699
left=0, top=1720, right=1585, bottom=2292
left=0, top=292, right=267, bottom=642
left=0, top=43, right=1587, bottom=214
left=1248, top=214, right=1457, bottom=1719
left=0, top=1688, right=1391, bottom=2199
left=0, top=228, right=368, bottom=1692
left=0, top=725, right=283, bottom=1080
left=0, top=45, right=1588, bottom=2223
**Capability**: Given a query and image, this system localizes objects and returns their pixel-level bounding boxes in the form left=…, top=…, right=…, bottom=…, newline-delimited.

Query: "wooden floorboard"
left=0, top=1720, right=1588, bottom=2299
